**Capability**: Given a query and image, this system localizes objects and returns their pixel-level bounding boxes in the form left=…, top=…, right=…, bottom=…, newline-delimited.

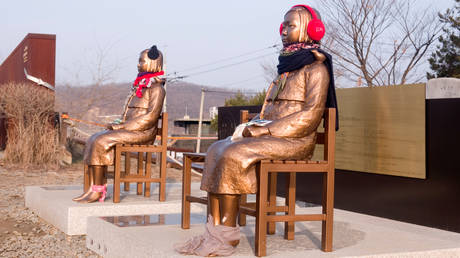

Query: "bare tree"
left=318, top=0, right=442, bottom=87
left=87, top=41, right=121, bottom=87
left=57, top=40, right=122, bottom=120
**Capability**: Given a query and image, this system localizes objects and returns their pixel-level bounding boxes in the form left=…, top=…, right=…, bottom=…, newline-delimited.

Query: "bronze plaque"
left=314, top=84, right=426, bottom=178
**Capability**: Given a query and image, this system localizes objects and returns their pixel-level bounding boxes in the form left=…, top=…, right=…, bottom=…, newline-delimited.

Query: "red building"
left=0, top=33, right=56, bottom=150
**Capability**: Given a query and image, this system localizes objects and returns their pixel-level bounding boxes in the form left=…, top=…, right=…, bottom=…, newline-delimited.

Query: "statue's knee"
left=222, top=145, right=239, bottom=158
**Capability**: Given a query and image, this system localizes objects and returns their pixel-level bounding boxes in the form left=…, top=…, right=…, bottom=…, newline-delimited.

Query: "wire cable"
left=217, top=74, right=266, bottom=88
left=204, top=87, right=264, bottom=95
left=167, top=44, right=280, bottom=77
left=169, top=51, right=278, bottom=81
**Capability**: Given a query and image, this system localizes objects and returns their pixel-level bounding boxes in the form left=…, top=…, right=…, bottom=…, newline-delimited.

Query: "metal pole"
left=162, top=62, right=167, bottom=113
left=163, top=81, right=167, bottom=113
left=196, top=88, right=205, bottom=153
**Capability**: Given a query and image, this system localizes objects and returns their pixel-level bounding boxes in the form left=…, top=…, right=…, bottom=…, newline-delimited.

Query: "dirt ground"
left=0, top=162, right=200, bottom=257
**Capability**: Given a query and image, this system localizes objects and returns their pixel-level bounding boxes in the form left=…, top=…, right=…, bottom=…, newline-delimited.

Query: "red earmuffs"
left=279, top=4, right=325, bottom=41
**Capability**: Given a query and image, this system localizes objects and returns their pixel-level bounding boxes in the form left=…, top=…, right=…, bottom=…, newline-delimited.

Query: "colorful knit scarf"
left=133, top=71, right=164, bottom=98
left=280, top=42, right=320, bottom=56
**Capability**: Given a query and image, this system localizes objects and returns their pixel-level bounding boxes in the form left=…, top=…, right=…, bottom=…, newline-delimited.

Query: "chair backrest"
left=317, top=108, right=336, bottom=162
left=156, top=112, right=168, bottom=148
left=240, top=110, right=258, bottom=124
left=240, top=108, right=336, bottom=162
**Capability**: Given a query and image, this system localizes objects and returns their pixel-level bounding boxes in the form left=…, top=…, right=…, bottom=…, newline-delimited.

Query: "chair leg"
left=113, top=146, right=121, bottom=203
left=124, top=152, right=130, bottom=191
left=159, top=149, right=167, bottom=202
left=83, top=164, right=90, bottom=192
left=159, top=214, right=165, bottom=224
left=255, top=163, right=268, bottom=257
left=137, top=152, right=143, bottom=195
left=181, top=155, right=192, bottom=229
left=267, top=172, right=277, bottom=235
left=322, top=170, right=334, bottom=252
left=238, top=194, right=247, bottom=226
left=284, top=172, right=296, bottom=240
left=144, top=152, right=152, bottom=197
left=103, top=166, right=108, bottom=185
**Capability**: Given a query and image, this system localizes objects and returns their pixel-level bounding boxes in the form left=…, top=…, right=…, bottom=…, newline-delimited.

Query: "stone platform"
left=24, top=182, right=206, bottom=235
left=25, top=182, right=460, bottom=257
left=86, top=207, right=460, bottom=258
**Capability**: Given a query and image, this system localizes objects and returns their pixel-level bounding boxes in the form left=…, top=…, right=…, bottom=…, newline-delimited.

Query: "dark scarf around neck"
left=277, top=48, right=339, bottom=130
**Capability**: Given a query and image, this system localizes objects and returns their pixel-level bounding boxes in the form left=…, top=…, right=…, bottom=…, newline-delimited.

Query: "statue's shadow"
left=237, top=220, right=365, bottom=255
left=108, top=183, right=162, bottom=202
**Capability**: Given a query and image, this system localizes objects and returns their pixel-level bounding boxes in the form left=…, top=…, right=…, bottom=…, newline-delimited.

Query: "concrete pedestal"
left=86, top=207, right=460, bottom=258
left=25, top=183, right=206, bottom=235
left=25, top=182, right=460, bottom=257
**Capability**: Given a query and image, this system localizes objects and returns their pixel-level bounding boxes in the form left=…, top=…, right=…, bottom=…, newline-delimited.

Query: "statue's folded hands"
left=242, top=125, right=270, bottom=137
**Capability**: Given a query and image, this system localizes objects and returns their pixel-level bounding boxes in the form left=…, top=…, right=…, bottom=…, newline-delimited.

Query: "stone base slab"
left=86, top=207, right=460, bottom=258
left=25, top=183, right=206, bottom=235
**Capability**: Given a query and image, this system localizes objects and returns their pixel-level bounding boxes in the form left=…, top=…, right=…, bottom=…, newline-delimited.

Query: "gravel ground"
left=0, top=162, right=200, bottom=257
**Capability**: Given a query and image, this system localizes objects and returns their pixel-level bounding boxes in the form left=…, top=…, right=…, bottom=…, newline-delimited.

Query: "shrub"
left=0, top=82, right=58, bottom=168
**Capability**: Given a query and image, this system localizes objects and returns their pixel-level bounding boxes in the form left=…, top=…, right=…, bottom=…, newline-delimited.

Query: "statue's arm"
left=112, top=85, right=165, bottom=131
left=265, top=64, right=329, bottom=138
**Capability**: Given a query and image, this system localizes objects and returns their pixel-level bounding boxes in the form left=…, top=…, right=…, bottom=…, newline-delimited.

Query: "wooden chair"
left=181, top=152, right=207, bottom=229
left=247, top=108, right=336, bottom=256
left=181, top=110, right=256, bottom=229
left=180, top=108, right=336, bottom=257
left=112, top=112, right=168, bottom=202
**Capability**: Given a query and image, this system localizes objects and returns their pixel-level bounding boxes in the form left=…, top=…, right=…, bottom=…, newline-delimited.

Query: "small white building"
left=209, top=106, right=218, bottom=119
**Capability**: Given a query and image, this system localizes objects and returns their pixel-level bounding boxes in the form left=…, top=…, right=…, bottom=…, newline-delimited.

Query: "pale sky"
left=0, top=0, right=454, bottom=91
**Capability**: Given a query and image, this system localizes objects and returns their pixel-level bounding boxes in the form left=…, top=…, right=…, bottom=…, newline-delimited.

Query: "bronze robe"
left=83, top=82, right=165, bottom=166
left=200, top=60, right=329, bottom=194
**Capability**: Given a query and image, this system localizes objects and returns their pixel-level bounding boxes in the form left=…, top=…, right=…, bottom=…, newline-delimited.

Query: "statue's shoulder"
left=297, top=50, right=327, bottom=74
left=311, top=50, right=326, bottom=63
left=147, top=80, right=166, bottom=96
left=149, top=80, right=164, bottom=88
left=300, top=61, right=329, bottom=87
left=304, top=61, right=328, bottom=75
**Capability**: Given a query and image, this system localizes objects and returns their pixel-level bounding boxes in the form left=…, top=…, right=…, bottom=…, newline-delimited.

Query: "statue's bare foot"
left=72, top=188, right=92, bottom=201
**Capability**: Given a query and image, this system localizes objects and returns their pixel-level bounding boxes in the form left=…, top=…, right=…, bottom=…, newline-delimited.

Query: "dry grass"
left=0, top=82, right=58, bottom=168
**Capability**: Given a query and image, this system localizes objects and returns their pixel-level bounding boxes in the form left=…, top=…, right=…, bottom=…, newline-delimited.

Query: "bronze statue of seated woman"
left=176, top=4, right=338, bottom=256
left=73, top=45, right=166, bottom=203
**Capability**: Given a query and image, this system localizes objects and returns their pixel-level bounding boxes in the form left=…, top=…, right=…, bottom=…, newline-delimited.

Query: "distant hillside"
left=55, top=81, right=239, bottom=134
